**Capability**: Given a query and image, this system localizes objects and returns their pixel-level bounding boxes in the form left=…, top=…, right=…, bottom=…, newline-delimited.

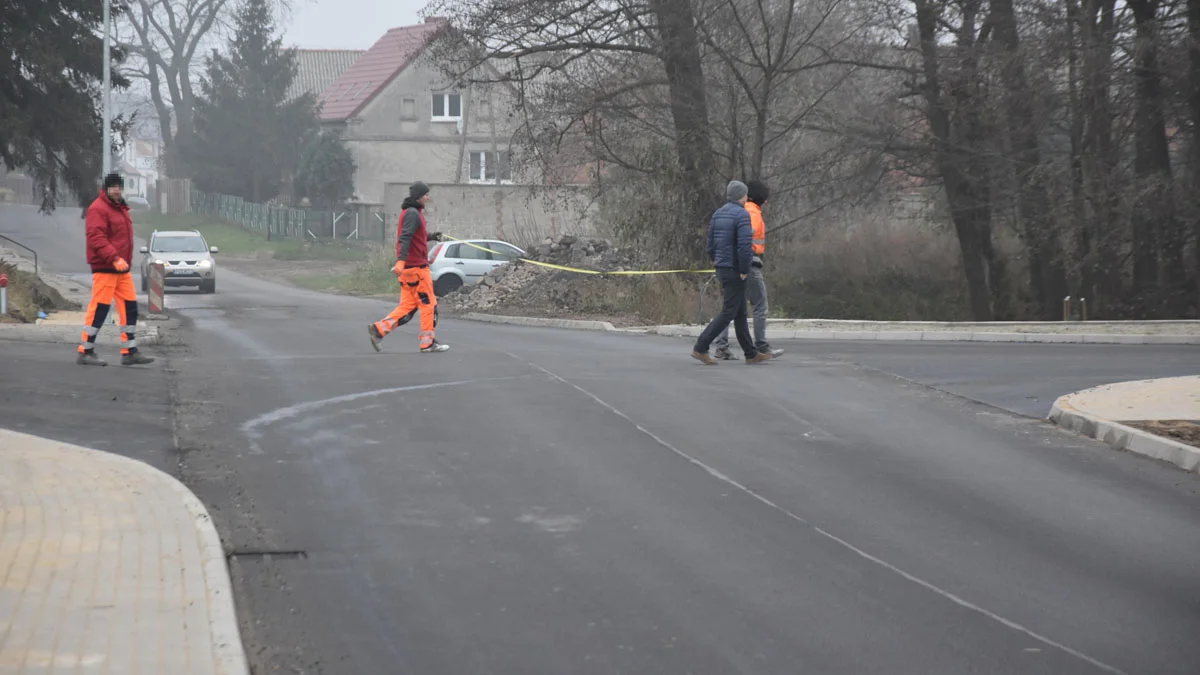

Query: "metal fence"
left=190, top=190, right=311, bottom=239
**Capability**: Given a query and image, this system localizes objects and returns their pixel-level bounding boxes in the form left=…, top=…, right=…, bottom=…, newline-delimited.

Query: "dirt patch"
left=1122, top=420, right=1200, bottom=448
left=0, top=259, right=81, bottom=323
left=445, top=235, right=706, bottom=325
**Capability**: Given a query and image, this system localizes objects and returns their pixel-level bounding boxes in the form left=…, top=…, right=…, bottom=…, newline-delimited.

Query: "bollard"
left=1062, top=295, right=1071, bottom=321
left=0, top=273, right=7, bottom=316
left=1081, top=297, right=1087, bottom=322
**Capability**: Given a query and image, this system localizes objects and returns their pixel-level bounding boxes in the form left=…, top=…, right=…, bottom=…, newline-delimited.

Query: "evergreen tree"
left=296, top=130, right=356, bottom=208
left=0, top=0, right=131, bottom=209
left=190, top=0, right=316, bottom=202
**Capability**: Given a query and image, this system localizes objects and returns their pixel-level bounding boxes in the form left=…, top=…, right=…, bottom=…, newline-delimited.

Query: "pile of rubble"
left=445, top=235, right=644, bottom=318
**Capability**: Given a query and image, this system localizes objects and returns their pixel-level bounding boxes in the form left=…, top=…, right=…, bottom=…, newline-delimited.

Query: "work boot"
left=76, top=351, right=107, bottom=367
left=121, top=352, right=156, bottom=366
left=691, top=351, right=718, bottom=366
left=713, top=347, right=736, bottom=361
left=368, top=324, right=384, bottom=352
left=745, top=352, right=772, bottom=365
left=421, top=341, right=450, bottom=353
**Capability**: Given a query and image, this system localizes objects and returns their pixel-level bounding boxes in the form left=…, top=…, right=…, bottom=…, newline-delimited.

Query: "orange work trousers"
left=375, top=266, right=437, bottom=348
left=80, top=272, right=139, bottom=355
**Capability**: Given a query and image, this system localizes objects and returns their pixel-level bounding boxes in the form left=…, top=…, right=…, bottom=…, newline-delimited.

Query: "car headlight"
left=197, top=259, right=213, bottom=269
left=154, top=259, right=166, bottom=267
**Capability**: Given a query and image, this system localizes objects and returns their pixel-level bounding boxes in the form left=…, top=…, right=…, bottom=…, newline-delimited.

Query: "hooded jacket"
left=706, top=201, right=754, bottom=274
left=395, top=197, right=429, bottom=267
left=85, top=191, right=134, bottom=273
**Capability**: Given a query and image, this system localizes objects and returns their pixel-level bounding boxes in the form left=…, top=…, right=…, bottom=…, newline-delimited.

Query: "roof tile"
left=317, top=20, right=447, bottom=122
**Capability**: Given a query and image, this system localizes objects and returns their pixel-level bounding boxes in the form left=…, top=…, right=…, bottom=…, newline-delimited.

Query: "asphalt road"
left=1, top=204, right=1198, bottom=675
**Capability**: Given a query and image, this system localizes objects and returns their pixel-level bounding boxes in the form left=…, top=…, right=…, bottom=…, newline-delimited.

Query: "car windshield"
left=152, top=236, right=207, bottom=253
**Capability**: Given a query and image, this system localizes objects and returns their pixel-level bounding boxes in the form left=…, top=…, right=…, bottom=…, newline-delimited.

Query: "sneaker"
left=76, top=351, right=107, bottom=367
left=760, top=347, right=784, bottom=358
left=745, top=352, right=772, bottom=365
left=713, top=347, right=737, bottom=361
left=421, top=341, right=450, bottom=353
left=121, top=352, right=156, bottom=366
left=691, top=351, right=718, bottom=366
left=368, top=324, right=384, bottom=352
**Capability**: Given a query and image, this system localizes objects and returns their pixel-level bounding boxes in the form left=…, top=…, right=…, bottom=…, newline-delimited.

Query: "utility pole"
left=102, top=0, right=112, bottom=178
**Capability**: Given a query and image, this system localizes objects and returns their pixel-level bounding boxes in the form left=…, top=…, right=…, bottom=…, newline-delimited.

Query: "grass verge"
left=291, top=246, right=400, bottom=296
left=135, top=212, right=371, bottom=262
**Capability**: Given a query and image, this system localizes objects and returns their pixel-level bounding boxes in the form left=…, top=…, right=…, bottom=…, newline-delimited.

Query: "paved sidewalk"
left=1050, top=375, right=1200, bottom=473
left=0, top=429, right=247, bottom=674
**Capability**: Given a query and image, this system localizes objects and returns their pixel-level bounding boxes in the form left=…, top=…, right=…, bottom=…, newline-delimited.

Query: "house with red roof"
left=315, top=17, right=592, bottom=239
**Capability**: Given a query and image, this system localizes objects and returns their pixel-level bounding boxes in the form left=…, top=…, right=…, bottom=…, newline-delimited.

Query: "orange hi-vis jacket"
left=747, top=201, right=766, bottom=255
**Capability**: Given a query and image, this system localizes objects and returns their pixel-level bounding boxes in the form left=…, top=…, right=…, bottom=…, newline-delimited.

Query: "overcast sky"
left=282, top=0, right=430, bottom=49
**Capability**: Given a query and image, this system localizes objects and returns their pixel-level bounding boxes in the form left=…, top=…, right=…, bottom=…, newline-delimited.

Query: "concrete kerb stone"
left=1048, top=398, right=1200, bottom=474
left=454, top=313, right=1200, bottom=344
left=0, top=322, right=160, bottom=346
left=0, top=428, right=250, bottom=675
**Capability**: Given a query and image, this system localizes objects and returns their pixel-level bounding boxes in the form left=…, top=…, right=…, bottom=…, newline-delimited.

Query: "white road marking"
left=506, top=351, right=1127, bottom=675
left=239, top=375, right=531, bottom=454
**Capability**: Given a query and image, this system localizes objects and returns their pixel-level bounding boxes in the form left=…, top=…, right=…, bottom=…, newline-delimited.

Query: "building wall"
left=383, top=182, right=594, bottom=246
left=336, top=58, right=527, bottom=203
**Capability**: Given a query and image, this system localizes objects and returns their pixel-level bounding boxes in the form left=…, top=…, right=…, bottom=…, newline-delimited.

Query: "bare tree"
left=117, top=0, right=234, bottom=178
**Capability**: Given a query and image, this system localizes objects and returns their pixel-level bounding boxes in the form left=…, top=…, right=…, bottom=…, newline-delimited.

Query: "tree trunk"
left=914, top=0, right=997, bottom=320
left=650, top=0, right=719, bottom=262
left=1128, top=0, right=1174, bottom=308
left=991, top=0, right=1069, bottom=319
left=1189, top=0, right=1200, bottom=302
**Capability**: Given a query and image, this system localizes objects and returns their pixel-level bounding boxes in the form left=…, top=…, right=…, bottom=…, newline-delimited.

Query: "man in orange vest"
left=368, top=181, right=450, bottom=353
left=713, top=179, right=783, bottom=360
left=77, top=173, right=155, bottom=367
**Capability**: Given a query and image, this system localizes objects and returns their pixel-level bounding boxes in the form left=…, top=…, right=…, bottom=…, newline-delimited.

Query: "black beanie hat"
left=409, top=181, right=430, bottom=199
left=103, top=173, right=124, bottom=190
left=746, top=179, right=769, bottom=205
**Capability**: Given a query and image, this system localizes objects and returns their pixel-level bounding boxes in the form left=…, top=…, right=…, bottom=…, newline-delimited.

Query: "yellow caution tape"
left=441, top=235, right=715, bottom=276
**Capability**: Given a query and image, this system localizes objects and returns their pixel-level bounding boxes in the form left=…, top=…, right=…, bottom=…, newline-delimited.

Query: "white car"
left=139, top=230, right=219, bottom=294
left=428, top=238, right=524, bottom=296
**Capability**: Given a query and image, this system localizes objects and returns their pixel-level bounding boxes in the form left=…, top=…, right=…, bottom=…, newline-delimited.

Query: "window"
left=151, top=235, right=207, bottom=253
left=447, top=241, right=488, bottom=260
left=485, top=242, right=522, bottom=261
left=468, top=150, right=512, bottom=183
left=401, top=98, right=415, bottom=120
left=431, top=92, right=462, bottom=121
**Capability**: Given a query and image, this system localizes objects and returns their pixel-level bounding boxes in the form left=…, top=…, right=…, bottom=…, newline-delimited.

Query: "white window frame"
left=468, top=150, right=513, bottom=184
left=431, top=92, right=462, bottom=122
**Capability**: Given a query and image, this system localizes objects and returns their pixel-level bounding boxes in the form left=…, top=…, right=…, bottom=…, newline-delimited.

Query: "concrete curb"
left=646, top=324, right=1200, bottom=345
left=0, top=323, right=160, bottom=346
left=460, top=312, right=617, bottom=331
left=1048, top=398, right=1200, bottom=474
left=0, top=428, right=250, bottom=675
left=453, top=313, right=1200, bottom=344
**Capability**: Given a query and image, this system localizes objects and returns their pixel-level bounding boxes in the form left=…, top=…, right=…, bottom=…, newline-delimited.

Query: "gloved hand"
left=392, top=260, right=406, bottom=276
left=428, top=231, right=444, bottom=242
left=113, top=257, right=130, bottom=272
left=751, top=256, right=763, bottom=269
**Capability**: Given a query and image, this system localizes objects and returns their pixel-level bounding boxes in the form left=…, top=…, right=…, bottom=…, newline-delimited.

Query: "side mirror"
left=139, top=246, right=149, bottom=254
left=209, top=246, right=219, bottom=254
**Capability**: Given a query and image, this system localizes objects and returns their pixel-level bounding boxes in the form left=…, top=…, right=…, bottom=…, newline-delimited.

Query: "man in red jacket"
left=78, top=173, right=154, bottom=366
left=367, top=181, right=450, bottom=353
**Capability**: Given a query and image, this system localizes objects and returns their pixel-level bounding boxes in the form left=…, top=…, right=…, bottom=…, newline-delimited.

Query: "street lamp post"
left=101, top=0, right=112, bottom=178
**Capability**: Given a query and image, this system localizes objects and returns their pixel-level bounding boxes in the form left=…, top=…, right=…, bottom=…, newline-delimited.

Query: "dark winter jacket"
left=395, top=197, right=429, bottom=267
left=706, top=201, right=754, bottom=274
left=85, top=191, right=134, bottom=273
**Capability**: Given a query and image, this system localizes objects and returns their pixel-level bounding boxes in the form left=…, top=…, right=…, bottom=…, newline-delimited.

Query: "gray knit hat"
left=726, top=180, right=748, bottom=202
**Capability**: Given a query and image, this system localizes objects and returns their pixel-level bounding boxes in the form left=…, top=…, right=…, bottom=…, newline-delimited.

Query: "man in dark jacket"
left=368, top=181, right=450, bottom=353
left=713, top=179, right=783, bottom=360
left=77, top=173, right=154, bottom=367
left=692, top=181, right=772, bottom=365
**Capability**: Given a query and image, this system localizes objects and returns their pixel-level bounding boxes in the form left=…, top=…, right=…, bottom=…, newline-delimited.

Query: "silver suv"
left=139, top=230, right=219, bottom=294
